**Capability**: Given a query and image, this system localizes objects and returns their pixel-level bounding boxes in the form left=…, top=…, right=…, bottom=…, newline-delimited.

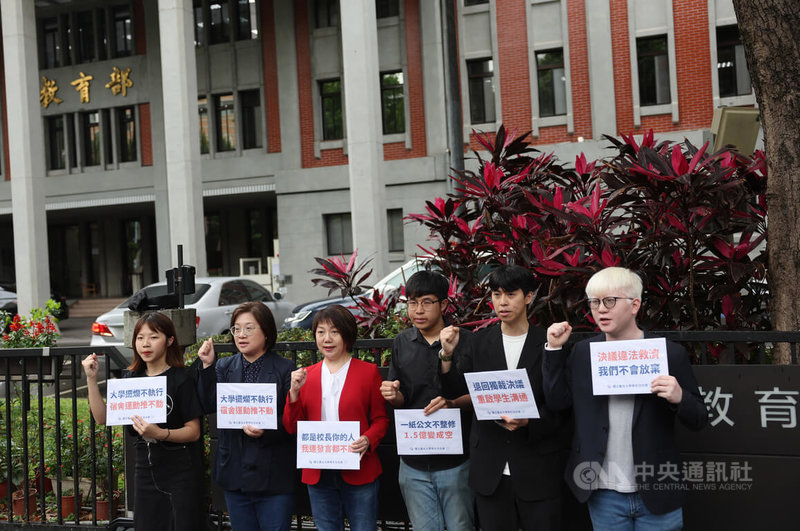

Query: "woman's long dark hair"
left=127, top=312, right=184, bottom=373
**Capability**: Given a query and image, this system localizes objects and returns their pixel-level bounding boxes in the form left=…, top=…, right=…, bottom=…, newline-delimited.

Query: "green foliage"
left=0, top=301, right=61, bottom=348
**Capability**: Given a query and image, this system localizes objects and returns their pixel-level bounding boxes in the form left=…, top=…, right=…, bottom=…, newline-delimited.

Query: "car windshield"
left=118, top=283, right=211, bottom=308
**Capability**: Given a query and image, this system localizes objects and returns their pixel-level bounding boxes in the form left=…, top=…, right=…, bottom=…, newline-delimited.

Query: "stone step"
left=68, top=298, right=127, bottom=319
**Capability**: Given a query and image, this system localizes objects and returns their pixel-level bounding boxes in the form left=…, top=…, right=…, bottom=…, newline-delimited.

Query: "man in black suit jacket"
left=543, top=267, right=707, bottom=531
left=440, top=265, right=571, bottom=531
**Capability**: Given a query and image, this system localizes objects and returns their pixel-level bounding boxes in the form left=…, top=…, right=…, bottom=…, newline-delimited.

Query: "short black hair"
left=312, top=305, right=359, bottom=352
left=487, top=265, right=536, bottom=295
left=405, top=271, right=449, bottom=301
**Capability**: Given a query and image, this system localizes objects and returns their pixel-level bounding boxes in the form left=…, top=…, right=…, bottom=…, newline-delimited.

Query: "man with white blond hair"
left=542, top=267, right=707, bottom=530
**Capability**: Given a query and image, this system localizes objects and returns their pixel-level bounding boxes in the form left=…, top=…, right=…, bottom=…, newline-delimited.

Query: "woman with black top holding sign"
left=196, top=301, right=298, bottom=531
left=82, top=312, right=208, bottom=531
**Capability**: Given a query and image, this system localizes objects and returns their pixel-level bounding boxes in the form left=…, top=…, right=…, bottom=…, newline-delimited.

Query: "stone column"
left=585, top=0, right=617, bottom=138
left=340, top=0, right=388, bottom=276
left=157, top=0, right=207, bottom=274
left=1, top=0, right=50, bottom=314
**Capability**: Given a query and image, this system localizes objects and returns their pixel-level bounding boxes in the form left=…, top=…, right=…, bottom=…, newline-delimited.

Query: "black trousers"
left=134, top=442, right=209, bottom=531
left=475, top=475, right=562, bottom=531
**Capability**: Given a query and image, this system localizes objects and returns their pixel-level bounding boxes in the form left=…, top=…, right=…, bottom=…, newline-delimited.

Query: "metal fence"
left=0, top=330, right=799, bottom=529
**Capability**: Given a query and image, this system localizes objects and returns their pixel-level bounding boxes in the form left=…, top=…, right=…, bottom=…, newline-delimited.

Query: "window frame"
left=319, top=78, right=344, bottom=141
left=466, top=58, right=496, bottom=126
left=324, top=213, right=353, bottom=256
left=380, top=71, right=405, bottom=136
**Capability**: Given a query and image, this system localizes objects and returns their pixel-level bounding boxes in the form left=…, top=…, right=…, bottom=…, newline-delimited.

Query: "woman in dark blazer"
left=283, top=305, right=389, bottom=531
left=197, top=301, right=297, bottom=531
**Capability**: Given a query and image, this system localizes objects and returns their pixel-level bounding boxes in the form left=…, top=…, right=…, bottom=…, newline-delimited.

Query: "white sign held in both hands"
left=106, top=376, right=167, bottom=426
left=394, top=409, right=463, bottom=456
left=590, top=337, right=669, bottom=395
left=464, top=369, right=540, bottom=421
left=216, top=383, right=278, bottom=430
left=296, top=421, right=361, bottom=470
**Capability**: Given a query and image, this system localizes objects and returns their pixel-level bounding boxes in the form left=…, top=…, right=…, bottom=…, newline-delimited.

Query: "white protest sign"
left=106, top=376, right=167, bottom=426
left=394, top=409, right=463, bottom=456
left=216, top=383, right=278, bottom=429
left=297, top=421, right=360, bottom=470
left=590, top=337, right=669, bottom=395
left=464, top=369, right=540, bottom=420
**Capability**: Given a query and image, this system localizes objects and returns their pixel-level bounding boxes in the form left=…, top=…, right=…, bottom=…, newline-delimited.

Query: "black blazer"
left=197, top=351, right=298, bottom=494
left=542, top=333, right=707, bottom=514
left=441, top=323, right=571, bottom=501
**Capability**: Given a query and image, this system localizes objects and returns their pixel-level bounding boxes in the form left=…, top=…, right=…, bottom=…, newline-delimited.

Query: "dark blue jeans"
left=307, top=470, right=379, bottom=531
left=223, top=489, right=295, bottom=531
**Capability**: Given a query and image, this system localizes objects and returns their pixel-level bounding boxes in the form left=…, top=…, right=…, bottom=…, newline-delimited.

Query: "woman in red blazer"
left=283, top=305, right=389, bottom=531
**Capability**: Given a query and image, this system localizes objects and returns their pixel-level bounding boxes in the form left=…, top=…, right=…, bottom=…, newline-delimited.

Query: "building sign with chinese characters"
left=38, top=61, right=141, bottom=111
left=676, top=365, right=800, bottom=456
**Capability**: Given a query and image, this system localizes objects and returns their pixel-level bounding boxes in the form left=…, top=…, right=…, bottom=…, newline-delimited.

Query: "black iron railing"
left=1, top=330, right=799, bottom=529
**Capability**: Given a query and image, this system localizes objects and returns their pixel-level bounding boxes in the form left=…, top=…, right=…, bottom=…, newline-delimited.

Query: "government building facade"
left=0, top=0, right=755, bottom=310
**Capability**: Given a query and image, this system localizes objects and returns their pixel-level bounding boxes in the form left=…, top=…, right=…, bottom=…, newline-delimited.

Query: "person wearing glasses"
left=439, top=265, right=572, bottom=531
left=197, top=302, right=298, bottom=531
left=542, top=267, right=707, bottom=530
left=379, top=271, right=474, bottom=531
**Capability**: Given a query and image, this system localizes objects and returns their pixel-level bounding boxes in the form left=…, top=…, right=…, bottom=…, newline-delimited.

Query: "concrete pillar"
left=157, top=0, right=207, bottom=274
left=1, top=0, right=50, bottom=314
left=340, top=0, right=388, bottom=275
left=274, top=0, right=301, bottom=169
left=585, top=0, right=617, bottom=138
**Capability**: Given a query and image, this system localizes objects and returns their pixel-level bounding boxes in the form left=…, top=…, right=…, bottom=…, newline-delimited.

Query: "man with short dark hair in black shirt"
left=381, top=271, right=474, bottom=531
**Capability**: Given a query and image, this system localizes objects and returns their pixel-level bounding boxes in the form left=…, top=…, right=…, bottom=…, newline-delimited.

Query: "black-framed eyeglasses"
left=407, top=298, right=441, bottom=311
left=230, top=325, right=259, bottom=337
left=587, top=297, right=635, bottom=310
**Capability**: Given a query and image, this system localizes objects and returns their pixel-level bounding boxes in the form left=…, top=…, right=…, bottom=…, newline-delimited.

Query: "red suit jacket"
left=283, top=357, right=389, bottom=485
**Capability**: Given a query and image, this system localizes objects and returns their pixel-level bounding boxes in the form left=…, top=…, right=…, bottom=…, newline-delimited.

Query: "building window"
left=236, top=0, right=258, bottom=40
left=82, top=111, right=101, bottom=166
left=118, top=106, right=137, bottom=162
left=112, top=6, right=133, bottom=57
left=76, top=11, right=96, bottom=64
left=198, top=97, right=210, bottom=154
left=380, top=72, right=405, bottom=135
left=103, top=109, right=113, bottom=163
left=637, top=35, right=671, bottom=106
left=536, top=49, right=566, bottom=117
left=215, top=93, right=236, bottom=151
left=376, top=0, right=399, bottom=18
left=325, top=213, right=353, bottom=255
left=315, top=0, right=339, bottom=29
left=42, top=17, right=60, bottom=68
left=47, top=116, right=66, bottom=170
left=319, top=79, right=343, bottom=140
left=387, top=209, right=403, bottom=252
left=209, top=1, right=231, bottom=44
left=240, top=89, right=262, bottom=149
left=717, top=25, right=751, bottom=98
left=194, top=0, right=205, bottom=46
left=464, top=0, right=489, bottom=6
left=467, top=58, right=496, bottom=124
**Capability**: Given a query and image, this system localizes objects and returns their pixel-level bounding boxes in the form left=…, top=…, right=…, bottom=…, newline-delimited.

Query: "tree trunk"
left=733, top=0, right=800, bottom=363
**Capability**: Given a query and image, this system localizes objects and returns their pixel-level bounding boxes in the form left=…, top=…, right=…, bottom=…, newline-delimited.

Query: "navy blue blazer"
left=441, top=323, right=572, bottom=501
left=198, top=351, right=298, bottom=495
left=542, top=333, right=707, bottom=514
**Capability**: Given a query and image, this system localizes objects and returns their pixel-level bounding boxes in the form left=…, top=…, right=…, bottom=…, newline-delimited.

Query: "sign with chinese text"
left=590, top=338, right=669, bottom=395
left=394, top=409, right=463, bottom=455
left=297, top=421, right=360, bottom=470
left=216, top=383, right=277, bottom=430
left=106, top=376, right=166, bottom=426
left=464, top=369, right=540, bottom=420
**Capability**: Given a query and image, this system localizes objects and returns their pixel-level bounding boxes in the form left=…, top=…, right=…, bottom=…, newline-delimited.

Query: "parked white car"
left=91, top=277, right=294, bottom=347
